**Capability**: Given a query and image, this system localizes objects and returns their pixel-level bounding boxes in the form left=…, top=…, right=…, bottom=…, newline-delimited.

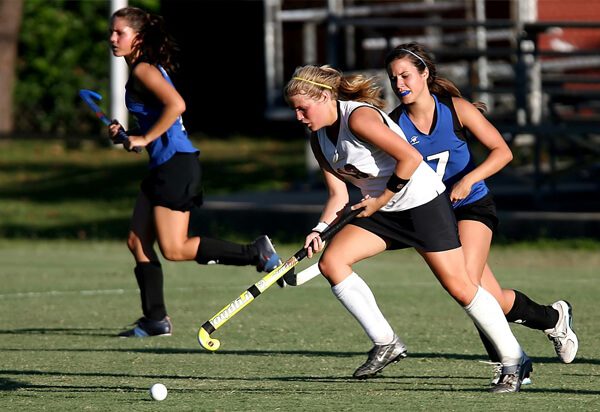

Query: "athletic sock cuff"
left=464, top=286, right=483, bottom=311
left=331, top=272, right=359, bottom=297
left=505, top=289, right=526, bottom=322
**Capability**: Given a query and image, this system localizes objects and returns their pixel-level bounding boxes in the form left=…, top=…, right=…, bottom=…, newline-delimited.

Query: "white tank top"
left=316, top=100, right=446, bottom=211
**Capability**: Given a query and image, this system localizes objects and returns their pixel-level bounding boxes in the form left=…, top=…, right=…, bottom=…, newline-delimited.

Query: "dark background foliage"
left=14, top=0, right=160, bottom=136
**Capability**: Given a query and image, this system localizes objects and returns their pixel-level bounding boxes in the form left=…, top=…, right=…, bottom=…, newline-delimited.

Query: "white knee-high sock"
left=331, top=272, right=395, bottom=345
left=464, top=286, right=522, bottom=366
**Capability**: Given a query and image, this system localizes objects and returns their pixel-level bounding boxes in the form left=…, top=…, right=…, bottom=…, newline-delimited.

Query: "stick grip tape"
left=294, top=207, right=363, bottom=261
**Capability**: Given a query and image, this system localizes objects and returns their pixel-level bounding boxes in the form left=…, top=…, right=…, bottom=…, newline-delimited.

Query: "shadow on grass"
left=0, top=154, right=303, bottom=204
left=1, top=326, right=599, bottom=367
left=0, top=327, right=117, bottom=336
left=2, top=371, right=600, bottom=396
left=0, top=154, right=307, bottom=240
left=0, top=208, right=319, bottom=241
left=0, top=219, right=131, bottom=240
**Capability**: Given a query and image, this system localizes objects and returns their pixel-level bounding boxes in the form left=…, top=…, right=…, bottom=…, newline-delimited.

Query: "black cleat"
left=488, top=360, right=532, bottom=386
left=353, top=335, right=408, bottom=379
left=118, top=316, right=172, bottom=338
left=489, top=354, right=533, bottom=393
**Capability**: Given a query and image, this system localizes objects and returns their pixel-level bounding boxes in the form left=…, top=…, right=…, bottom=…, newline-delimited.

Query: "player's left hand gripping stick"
left=197, top=206, right=364, bottom=351
left=78, top=89, right=142, bottom=153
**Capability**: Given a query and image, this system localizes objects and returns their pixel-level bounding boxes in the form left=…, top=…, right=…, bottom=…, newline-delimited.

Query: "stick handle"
left=197, top=207, right=363, bottom=351
left=79, top=89, right=142, bottom=153
left=116, top=130, right=143, bottom=153
left=110, top=120, right=142, bottom=153
left=293, top=206, right=363, bottom=260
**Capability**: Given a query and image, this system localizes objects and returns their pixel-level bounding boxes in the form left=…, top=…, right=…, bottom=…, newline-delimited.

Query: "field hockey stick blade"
left=78, top=89, right=142, bottom=153
left=283, top=262, right=321, bottom=286
left=197, top=206, right=363, bottom=351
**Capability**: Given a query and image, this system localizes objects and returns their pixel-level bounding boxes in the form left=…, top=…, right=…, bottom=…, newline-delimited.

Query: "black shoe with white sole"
left=489, top=354, right=533, bottom=393
left=353, top=335, right=408, bottom=379
left=118, top=316, right=172, bottom=337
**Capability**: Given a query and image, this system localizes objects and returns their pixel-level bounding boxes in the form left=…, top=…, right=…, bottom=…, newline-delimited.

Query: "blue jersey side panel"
left=393, top=94, right=488, bottom=208
left=126, top=65, right=199, bottom=169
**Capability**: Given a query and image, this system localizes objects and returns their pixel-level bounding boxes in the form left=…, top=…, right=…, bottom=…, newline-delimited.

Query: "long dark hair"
left=111, top=7, right=179, bottom=73
left=384, top=42, right=486, bottom=112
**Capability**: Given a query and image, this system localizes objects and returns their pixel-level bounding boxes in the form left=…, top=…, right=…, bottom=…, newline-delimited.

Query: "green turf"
left=0, top=137, right=306, bottom=239
left=1, top=240, right=599, bottom=411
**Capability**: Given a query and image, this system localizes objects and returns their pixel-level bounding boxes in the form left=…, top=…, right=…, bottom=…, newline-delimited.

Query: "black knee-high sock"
left=476, top=325, right=501, bottom=362
left=133, top=266, right=147, bottom=317
left=506, top=290, right=559, bottom=331
left=194, top=237, right=257, bottom=266
left=134, top=262, right=167, bottom=321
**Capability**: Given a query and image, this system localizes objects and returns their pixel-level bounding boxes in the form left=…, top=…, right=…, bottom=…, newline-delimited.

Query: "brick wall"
left=538, top=0, right=600, bottom=50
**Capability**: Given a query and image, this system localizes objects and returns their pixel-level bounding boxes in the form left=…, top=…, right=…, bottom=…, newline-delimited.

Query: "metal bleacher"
left=263, top=0, right=600, bottom=218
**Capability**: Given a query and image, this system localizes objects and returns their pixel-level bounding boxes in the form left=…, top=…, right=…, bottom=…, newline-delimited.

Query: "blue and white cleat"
left=118, top=316, right=172, bottom=338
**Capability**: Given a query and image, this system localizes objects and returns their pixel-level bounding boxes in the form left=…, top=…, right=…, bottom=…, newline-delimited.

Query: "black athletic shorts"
left=454, top=193, right=498, bottom=232
left=351, top=193, right=461, bottom=252
left=141, top=152, right=203, bottom=212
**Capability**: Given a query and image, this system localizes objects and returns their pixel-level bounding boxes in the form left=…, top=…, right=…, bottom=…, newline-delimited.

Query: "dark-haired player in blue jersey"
left=107, top=6, right=282, bottom=338
left=385, top=43, right=578, bottom=382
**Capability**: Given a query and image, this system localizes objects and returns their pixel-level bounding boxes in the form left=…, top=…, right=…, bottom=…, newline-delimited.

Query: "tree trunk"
left=0, top=0, right=24, bottom=135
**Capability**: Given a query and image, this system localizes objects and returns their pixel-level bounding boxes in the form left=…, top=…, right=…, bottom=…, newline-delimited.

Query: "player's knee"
left=160, top=245, right=185, bottom=261
left=318, top=255, right=336, bottom=277
left=446, top=280, right=477, bottom=306
left=126, top=233, right=139, bottom=254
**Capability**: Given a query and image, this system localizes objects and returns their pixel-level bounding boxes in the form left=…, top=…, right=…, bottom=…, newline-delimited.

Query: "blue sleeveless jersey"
left=389, top=94, right=488, bottom=209
left=126, top=65, right=199, bottom=169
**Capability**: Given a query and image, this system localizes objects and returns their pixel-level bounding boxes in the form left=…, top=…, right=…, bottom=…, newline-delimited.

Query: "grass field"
left=1, top=240, right=599, bottom=411
left=0, top=137, right=306, bottom=239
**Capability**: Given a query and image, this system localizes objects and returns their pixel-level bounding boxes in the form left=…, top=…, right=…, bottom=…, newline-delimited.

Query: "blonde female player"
left=284, top=65, right=530, bottom=393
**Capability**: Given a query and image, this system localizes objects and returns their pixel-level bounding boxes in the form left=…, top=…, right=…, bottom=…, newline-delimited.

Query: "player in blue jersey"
left=384, top=43, right=578, bottom=375
left=107, top=7, right=282, bottom=338
left=285, top=65, right=531, bottom=392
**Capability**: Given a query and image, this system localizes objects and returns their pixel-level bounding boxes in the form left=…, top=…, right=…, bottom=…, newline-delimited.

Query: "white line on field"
left=0, top=288, right=133, bottom=299
left=0, top=281, right=331, bottom=300
left=0, top=287, right=220, bottom=300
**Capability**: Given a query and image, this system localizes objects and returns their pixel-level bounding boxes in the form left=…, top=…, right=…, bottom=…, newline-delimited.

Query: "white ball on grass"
left=149, top=383, right=168, bottom=401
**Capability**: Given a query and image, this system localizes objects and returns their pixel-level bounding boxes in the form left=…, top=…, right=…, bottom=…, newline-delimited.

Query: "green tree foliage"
left=15, top=0, right=158, bottom=136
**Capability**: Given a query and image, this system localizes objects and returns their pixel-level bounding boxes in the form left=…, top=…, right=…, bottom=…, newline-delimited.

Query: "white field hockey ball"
left=149, top=383, right=168, bottom=401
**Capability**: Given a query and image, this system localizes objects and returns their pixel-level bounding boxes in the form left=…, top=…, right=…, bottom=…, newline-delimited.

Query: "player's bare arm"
left=348, top=107, right=421, bottom=216
left=453, top=97, right=513, bottom=183
left=128, top=62, right=186, bottom=147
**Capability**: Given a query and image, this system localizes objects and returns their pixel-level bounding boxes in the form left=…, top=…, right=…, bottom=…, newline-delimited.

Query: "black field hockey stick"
left=78, top=89, right=142, bottom=153
left=198, top=206, right=364, bottom=351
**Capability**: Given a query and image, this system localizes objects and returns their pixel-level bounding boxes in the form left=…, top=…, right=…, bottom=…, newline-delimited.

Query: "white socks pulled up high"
left=331, top=272, right=395, bottom=345
left=464, top=286, right=523, bottom=366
